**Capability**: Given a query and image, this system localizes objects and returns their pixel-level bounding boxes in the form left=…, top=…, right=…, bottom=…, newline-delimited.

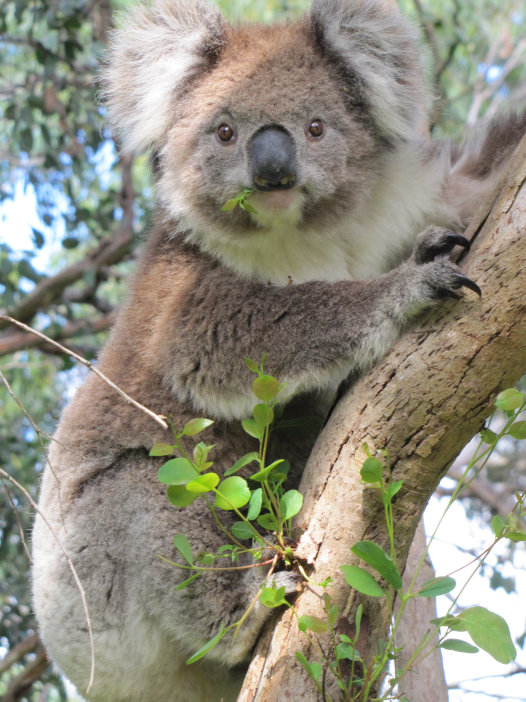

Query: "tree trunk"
left=239, top=138, right=526, bottom=702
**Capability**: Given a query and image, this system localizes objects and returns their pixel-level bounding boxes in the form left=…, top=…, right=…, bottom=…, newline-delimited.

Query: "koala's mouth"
left=250, top=188, right=301, bottom=213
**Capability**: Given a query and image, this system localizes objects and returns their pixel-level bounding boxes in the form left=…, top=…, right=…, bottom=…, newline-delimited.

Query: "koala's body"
left=32, top=1, right=525, bottom=700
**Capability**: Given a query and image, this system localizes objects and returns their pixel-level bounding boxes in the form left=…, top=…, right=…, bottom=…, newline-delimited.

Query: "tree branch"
left=0, top=313, right=114, bottom=357
left=239, top=136, right=526, bottom=700
left=0, top=633, right=40, bottom=676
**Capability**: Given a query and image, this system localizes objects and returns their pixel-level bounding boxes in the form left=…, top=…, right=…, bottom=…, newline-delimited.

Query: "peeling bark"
left=239, top=139, right=526, bottom=701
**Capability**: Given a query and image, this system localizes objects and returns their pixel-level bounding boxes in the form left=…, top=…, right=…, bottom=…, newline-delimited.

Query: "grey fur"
left=32, top=1, right=524, bottom=701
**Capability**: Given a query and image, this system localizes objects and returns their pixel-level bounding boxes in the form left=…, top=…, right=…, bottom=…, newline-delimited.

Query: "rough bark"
left=239, top=138, right=526, bottom=702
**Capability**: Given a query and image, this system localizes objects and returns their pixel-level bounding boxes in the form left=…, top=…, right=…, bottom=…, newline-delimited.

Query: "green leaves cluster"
left=153, top=359, right=304, bottom=663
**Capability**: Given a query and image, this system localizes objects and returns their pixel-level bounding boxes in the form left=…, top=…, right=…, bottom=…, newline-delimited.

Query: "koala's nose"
left=250, top=126, right=297, bottom=191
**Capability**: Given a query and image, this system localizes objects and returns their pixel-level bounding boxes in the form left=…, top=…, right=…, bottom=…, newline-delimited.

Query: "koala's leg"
left=32, top=448, right=287, bottom=702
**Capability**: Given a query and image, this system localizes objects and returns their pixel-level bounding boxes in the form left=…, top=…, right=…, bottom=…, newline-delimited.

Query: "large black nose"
left=250, top=126, right=297, bottom=191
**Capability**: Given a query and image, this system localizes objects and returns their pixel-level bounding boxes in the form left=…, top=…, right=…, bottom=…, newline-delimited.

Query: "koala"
left=32, top=1, right=525, bottom=701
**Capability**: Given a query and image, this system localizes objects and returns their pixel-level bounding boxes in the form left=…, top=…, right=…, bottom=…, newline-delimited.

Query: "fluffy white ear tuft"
left=102, top=0, right=225, bottom=152
left=311, top=0, right=429, bottom=141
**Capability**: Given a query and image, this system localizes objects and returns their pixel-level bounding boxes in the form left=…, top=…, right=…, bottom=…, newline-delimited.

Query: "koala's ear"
left=310, top=0, right=428, bottom=140
left=102, top=0, right=226, bottom=152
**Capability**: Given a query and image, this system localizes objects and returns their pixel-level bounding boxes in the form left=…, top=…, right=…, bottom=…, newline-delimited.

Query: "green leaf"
left=198, top=553, right=215, bottom=566
left=360, top=457, right=383, bottom=483
left=193, top=441, right=214, bottom=466
left=440, top=638, right=479, bottom=654
left=245, top=357, right=260, bottom=373
left=253, top=375, right=280, bottom=402
left=173, top=534, right=193, bottom=565
left=182, top=418, right=214, bottom=436
left=242, top=418, right=264, bottom=440
left=186, top=473, right=220, bottom=494
left=336, top=643, right=361, bottom=661
left=166, top=485, right=198, bottom=508
left=214, top=476, right=251, bottom=510
left=253, top=403, right=274, bottom=428
left=350, top=541, right=403, bottom=589
left=175, top=573, right=201, bottom=591
left=508, top=421, right=526, bottom=439
left=491, top=515, right=505, bottom=537
left=247, top=488, right=263, bottom=520
left=480, top=428, right=498, bottom=444
left=260, top=585, right=287, bottom=608
left=250, top=459, right=285, bottom=482
left=417, top=576, right=456, bottom=598
left=386, top=479, right=403, bottom=500
left=507, top=530, right=526, bottom=542
left=250, top=460, right=282, bottom=482
left=340, top=565, right=385, bottom=598
left=231, top=521, right=256, bottom=540
left=224, top=452, right=259, bottom=476
left=457, top=607, right=516, bottom=664
left=295, top=652, right=322, bottom=682
left=221, top=199, right=237, bottom=211
left=150, top=442, right=174, bottom=457
left=257, top=512, right=279, bottom=531
left=186, top=623, right=228, bottom=664
left=158, top=458, right=197, bottom=485
left=279, top=490, right=303, bottom=520
left=298, top=614, right=328, bottom=634
left=495, top=388, right=524, bottom=411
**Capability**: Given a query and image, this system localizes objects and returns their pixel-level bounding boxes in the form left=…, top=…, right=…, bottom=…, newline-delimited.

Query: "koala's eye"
left=307, top=120, right=325, bottom=139
left=216, top=124, right=235, bottom=143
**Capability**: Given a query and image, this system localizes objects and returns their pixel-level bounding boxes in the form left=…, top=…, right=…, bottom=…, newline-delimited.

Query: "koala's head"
left=103, top=0, right=427, bottom=248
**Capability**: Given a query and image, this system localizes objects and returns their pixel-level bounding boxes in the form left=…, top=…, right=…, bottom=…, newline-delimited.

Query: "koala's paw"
left=412, top=227, right=481, bottom=299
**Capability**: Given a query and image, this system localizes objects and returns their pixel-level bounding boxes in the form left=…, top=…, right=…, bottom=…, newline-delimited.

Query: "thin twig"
left=1, top=478, right=32, bottom=565
left=0, top=316, right=168, bottom=430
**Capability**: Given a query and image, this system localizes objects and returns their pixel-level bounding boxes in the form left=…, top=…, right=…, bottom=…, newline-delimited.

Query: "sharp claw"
left=446, top=233, right=471, bottom=251
left=455, top=273, right=482, bottom=296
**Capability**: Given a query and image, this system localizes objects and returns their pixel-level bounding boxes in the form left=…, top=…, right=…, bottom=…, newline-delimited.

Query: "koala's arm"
left=144, top=228, right=477, bottom=420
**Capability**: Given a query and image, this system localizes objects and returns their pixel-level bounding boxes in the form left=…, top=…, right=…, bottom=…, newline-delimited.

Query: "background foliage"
left=0, top=0, right=525, bottom=699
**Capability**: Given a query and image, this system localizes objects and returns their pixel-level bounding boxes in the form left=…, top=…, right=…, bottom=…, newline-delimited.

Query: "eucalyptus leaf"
left=224, top=452, right=259, bottom=476
left=457, top=606, right=516, bottom=664
left=172, top=534, right=193, bottom=565
left=279, top=489, right=303, bottom=520
left=214, top=476, right=251, bottom=510
left=186, top=623, right=228, bottom=664
left=340, top=565, right=385, bottom=598
left=417, top=576, right=456, bottom=598
left=182, top=418, right=214, bottom=436
left=158, top=458, right=197, bottom=485
left=166, top=485, right=198, bottom=508
left=253, top=375, right=280, bottom=402
left=350, top=540, right=403, bottom=590
left=360, top=457, right=383, bottom=483
left=440, top=638, right=479, bottom=654
left=185, top=473, right=220, bottom=494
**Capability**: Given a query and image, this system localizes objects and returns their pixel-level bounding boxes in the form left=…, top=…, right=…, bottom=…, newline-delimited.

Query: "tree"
left=239, top=135, right=526, bottom=701
left=0, top=0, right=525, bottom=699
